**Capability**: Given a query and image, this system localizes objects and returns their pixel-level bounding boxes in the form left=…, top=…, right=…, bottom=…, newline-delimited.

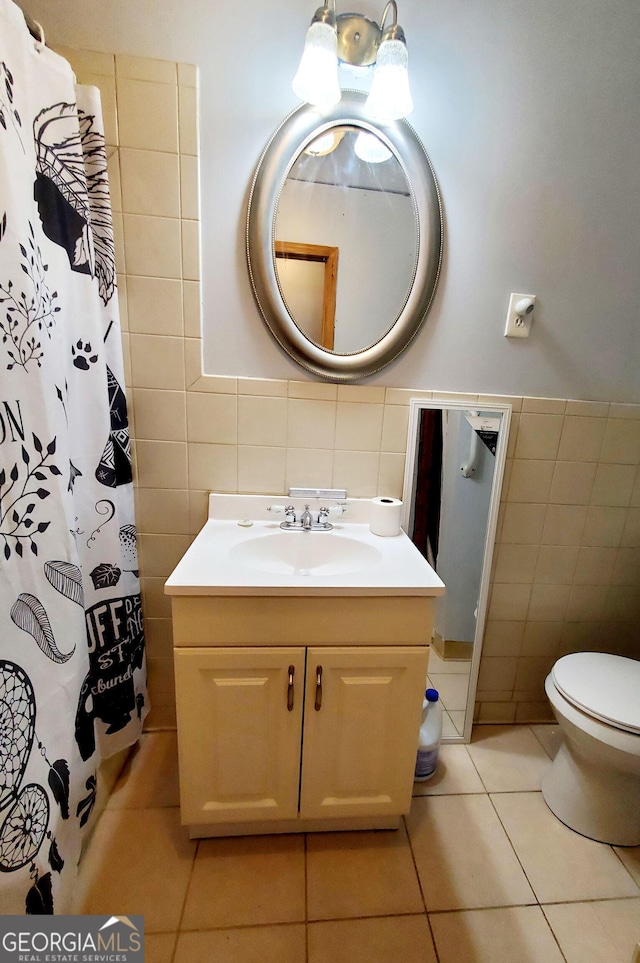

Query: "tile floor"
left=427, top=648, right=472, bottom=737
left=73, top=725, right=640, bottom=963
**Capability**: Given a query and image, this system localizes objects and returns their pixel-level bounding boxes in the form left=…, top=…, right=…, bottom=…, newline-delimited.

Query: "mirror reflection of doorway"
left=275, top=241, right=338, bottom=350
left=403, top=402, right=510, bottom=742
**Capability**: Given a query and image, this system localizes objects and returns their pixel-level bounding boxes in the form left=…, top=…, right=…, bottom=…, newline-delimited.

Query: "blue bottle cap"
left=425, top=688, right=439, bottom=701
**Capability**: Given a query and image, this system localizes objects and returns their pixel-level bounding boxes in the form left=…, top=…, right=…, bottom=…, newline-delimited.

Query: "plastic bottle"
left=414, top=688, right=442, bottom=781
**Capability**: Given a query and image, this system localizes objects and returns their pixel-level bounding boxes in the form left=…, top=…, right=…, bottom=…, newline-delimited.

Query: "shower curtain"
left=0, top=0, right=147, bottom=914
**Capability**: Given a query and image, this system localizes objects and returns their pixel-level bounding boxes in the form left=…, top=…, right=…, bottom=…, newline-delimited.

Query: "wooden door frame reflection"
left=275, top=241, right=339, bottom=351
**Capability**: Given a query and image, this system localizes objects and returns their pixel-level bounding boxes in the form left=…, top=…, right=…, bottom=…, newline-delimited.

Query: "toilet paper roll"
left=369, top=496, right=403, bottom=537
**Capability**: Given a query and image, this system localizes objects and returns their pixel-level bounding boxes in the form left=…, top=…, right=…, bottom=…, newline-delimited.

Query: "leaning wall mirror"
left=402, top=400, right=512, bottom=742
left=246, top=91, right=443, bottom=380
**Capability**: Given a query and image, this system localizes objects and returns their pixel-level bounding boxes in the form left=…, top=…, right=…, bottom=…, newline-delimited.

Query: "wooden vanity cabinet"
left=171, top=595, right=432, bottom=837
left=173, top=646, right=305, bottom=825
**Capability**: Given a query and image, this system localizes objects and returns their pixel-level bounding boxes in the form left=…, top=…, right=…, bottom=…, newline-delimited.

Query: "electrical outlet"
left=504, top=293, right=536, bottom=338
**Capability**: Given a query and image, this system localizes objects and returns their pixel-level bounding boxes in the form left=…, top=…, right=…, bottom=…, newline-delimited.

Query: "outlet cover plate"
left=504, top=293, right=536, bottom=338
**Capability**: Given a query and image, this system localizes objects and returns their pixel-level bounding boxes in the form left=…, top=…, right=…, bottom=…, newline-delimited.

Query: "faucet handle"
left=319, top=505, right=343, bottom=518
left=317, top=506, right=334, bottom=530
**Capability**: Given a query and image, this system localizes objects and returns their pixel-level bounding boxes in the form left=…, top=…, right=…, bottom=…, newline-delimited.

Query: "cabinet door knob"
left=314, top=665, right=323, bottom=711
left=287, top=664, right=295, bottom=711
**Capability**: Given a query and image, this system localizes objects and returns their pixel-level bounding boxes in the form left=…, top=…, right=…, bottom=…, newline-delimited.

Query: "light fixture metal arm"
left=380, top=1, right=397, bottom=31
left=379, top=1, right=406, bottom=44
left=311, top=0, right=336, bottom=28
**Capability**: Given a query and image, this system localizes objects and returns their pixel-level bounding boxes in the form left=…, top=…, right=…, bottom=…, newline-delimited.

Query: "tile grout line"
left=170, top=834, right=200, bottom=960
left=176, top=920, right=307, bottom=935
left=539, top=894, right=640, bottom=907
left=539, top=904, right=571, bottom=963
left=528, top=723, right=557, bottom=759
left=471, top=740, right=582, bottom=963
left=461, top=729, right=558, bottom=898
left=169, top=895, right=640, bottom=932
left=426, top=901, right=538, bottom=917
left=178, top=911, right=448, bottom=931
left=485, top=786, right=542, bottom=900
left=166, top=930, right=179, bottom=963
left=484, top=786, right=572, bottom=962
left=322, top=909, right=444, bottom=923
left=402, top=814, right=442, bottom=963
left=461, top=737, right=491, bottom=795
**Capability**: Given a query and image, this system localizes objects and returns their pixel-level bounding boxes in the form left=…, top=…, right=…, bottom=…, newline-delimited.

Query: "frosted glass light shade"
left=365, top=38, right=413, bottom=121
left=354, top=131, right=393, bottom=163
left=305, top=130, right=345, bottom=155
left=292, top=21, right=341, bottom=108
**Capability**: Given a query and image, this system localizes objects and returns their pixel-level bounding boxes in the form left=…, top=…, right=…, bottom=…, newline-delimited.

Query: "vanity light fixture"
left=354, top=130, right=393, bottom=163
left=292, top=0, right=413, bottom=121
left=304, top=129, right=346, bottom=156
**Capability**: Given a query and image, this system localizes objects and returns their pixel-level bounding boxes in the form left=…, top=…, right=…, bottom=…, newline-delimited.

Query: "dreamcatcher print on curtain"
left=0, top=0, right=147, bottom=914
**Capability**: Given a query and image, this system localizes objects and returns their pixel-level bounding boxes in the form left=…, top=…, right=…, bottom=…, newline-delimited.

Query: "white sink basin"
left=165, top=493, right=445, bottom=597
left=229, top=531, right=382, bottom=576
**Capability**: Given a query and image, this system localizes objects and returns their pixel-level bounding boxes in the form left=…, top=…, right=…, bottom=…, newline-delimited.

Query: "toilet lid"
left=552, top=653, right=640, bottom=734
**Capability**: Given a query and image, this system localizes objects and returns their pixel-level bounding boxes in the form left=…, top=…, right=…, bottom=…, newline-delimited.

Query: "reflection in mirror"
left=402, top=400, right=511, bottom=742
left=275, top=241, right=338, bottom=349
left=275, top=125, right=417, bottom=353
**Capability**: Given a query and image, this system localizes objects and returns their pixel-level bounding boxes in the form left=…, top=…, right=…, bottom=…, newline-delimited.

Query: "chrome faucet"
left=277, top=504, right=334, bottom=532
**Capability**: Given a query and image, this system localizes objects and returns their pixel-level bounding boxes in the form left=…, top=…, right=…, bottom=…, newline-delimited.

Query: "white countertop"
left=164, top=494, right=445, bottom=598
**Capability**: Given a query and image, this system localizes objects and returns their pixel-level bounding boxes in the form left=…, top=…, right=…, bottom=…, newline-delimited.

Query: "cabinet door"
left=174, top=647, right=305, bottom=825
left=300, top=646, right=428, bottom=820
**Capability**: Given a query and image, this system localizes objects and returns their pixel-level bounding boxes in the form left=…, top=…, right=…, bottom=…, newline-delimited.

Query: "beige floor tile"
left=543, top=898, right=640, bottom=963
left=144, top=932, right=177, bottom=963
left=467, top=725, right=551, bottom=791
left=441, top=711, right=460, bottom=738
left=107, top=731, right=180, bottom=809
left=412, top=745, right=485, bottom=796
left=492, top=792, right=640, bottom=902
left=430, top=906, right=565, bottom=963
left=613, top=846, right=640, bottom=887
left=173, top=924, right=306, bottom=963
left=530, top=723, right=563, bottom=758
left=73, top=808, right=195, bottom=932
left=306, top=821, right=424, bottom=920
left=428, top=650, right=472, bottom=674
left=449, top=710, right=466, bottom=735
left=181, top=834, right=305, bottom=929
left=309, top=915, right=437, bottom=963
left=406, top=795, right=535, bottom=911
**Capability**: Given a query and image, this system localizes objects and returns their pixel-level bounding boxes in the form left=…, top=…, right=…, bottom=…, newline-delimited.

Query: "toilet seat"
left=552, top=653, right=640, bottom=735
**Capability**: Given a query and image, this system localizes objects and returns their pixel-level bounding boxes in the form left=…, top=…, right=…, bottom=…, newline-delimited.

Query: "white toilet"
left=542, top=652, right=640, bottom=847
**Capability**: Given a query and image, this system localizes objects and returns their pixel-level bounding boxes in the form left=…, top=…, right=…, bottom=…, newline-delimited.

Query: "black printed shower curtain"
left=0, top=0, right=147, bottom=913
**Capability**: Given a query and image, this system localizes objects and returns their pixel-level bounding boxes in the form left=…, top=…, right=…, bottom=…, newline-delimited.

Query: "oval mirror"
left=247, top=91, right=443, bottom=381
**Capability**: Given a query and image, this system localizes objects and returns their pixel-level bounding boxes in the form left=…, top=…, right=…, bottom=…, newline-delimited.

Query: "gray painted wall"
left=23, top=0, right=640, bottom=401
